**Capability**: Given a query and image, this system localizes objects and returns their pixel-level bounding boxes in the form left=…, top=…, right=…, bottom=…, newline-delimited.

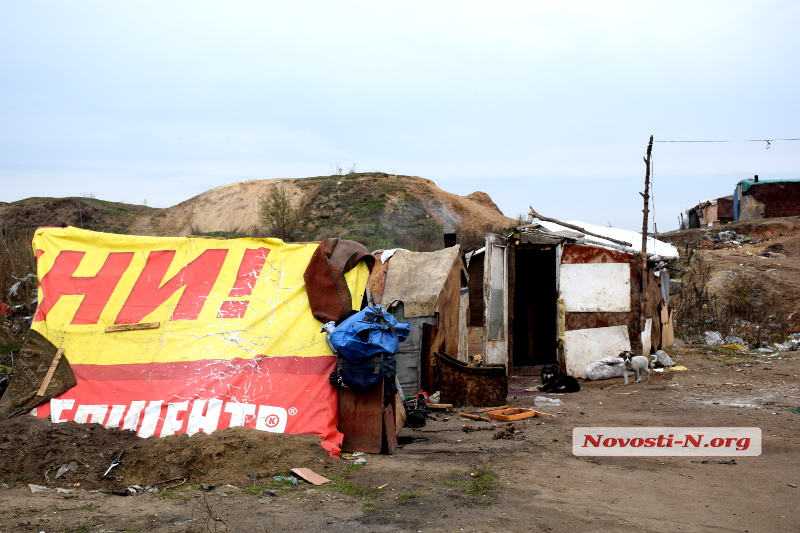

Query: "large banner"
left=29, top=227, right=369, bottom=456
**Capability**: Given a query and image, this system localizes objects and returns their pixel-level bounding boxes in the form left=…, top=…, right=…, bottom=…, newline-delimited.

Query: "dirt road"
left=1, top=346, right=798, bottom=533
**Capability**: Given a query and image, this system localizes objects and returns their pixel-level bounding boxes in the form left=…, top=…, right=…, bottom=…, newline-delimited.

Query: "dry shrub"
left=675, top=252, right=788, bottom=345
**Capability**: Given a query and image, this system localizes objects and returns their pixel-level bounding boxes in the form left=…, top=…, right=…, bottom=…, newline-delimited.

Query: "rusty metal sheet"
left=436, top=351, right=507, bottom=408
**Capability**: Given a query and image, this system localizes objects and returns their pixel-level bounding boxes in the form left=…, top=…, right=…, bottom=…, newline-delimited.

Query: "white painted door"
left=483, top=234, right=508, bottom=367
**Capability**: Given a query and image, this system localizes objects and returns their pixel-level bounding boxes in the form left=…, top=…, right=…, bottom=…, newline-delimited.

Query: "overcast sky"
left=1, top=1, right=798, bottom=232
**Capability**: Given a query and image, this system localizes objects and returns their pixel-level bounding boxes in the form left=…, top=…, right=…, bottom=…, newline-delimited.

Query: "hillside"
left=657, top=216, right=800, bottom=342
left=1, top=174, right=516, bottom=251
left=129, top=173, right=517, bottom=248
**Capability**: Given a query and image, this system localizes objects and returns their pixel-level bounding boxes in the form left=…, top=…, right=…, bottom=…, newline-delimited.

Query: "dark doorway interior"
left=513, top=246, right=557, bottom=368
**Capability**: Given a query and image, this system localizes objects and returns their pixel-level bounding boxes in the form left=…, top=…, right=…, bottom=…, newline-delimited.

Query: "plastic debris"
left=28, top=484, right=48, bottom=493
left=670, top=366, right=688, bottom=372
left=273, top=476, right=299, bottom=485
left=534, top=396, right=562, bottom=407
left=353, top=457, right=368, bottom=465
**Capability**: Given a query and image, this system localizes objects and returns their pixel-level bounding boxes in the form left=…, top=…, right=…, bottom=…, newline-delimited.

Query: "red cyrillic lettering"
left=115, top=249, right=228, bottom=324
left=35, top=251, right=134, bottom=324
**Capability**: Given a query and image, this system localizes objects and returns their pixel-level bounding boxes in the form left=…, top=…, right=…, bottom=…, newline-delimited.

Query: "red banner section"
left=33, top=356, right=343, bottom=456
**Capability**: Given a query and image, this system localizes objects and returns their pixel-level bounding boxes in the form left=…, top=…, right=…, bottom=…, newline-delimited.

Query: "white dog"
left=619, top=351, right=650, bottom=385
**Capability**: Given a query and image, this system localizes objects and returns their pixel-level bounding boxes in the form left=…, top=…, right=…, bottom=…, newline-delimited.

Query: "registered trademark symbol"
left=288, top=407, right=297, bottom=416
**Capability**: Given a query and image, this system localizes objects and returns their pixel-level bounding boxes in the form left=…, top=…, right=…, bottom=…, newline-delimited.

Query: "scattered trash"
left=376, top=483, right=390, bottom=489
left=353, top=457, right=368, bottom=465
left=102, top=451, right=124, bottom=479
left=200, top=483, right=216, bottom=491
left=258, top=498, right=273, bottom=504
left=704, top=331, right=723, bottom=345
left=55, top=461, right=79, bottom=479
left=273, top=475, right=299, bottom=485
left=789, top=484, right=797, bottom=488
left=670, top=366, right=688, bottom=372
left=534, top=396, right=562, bottom=407
left=290, top=468, right=331, bottom=485
left=429, top=391, right=441, bottom=403
left=127, top=485, right=143, bottom=494
left=28, top=484, right=48, bottom=493
left=653, top=368, right=664, bottom=373
left=651, top=350, right=676, bottom=367
left=261, top=489, right=277, bottom=497
left=493, top=422, right=526, bottom=440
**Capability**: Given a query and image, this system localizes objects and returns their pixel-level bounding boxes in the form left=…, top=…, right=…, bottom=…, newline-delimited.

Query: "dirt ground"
left=1, top=345, right=798, bottom=533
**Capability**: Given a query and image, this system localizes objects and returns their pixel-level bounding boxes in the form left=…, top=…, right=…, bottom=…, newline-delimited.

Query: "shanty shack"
left=734, top=177, right=800, bottom=221
left=367, top=246, right=468, bottom=395
left=466, top=220, right=678, bottom=377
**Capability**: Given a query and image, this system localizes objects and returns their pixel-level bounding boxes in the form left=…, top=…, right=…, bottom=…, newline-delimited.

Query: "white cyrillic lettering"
left=187, top=399, right=223, bottom=436
left=224, top=402, right=256, bottom=427
left=74, top=404, right=109, bottom=424
left=160, top=401, right=189, bottom=436
left=50, top=399, right=75, bottom=423
left=138, top=401, right=163, bottom=438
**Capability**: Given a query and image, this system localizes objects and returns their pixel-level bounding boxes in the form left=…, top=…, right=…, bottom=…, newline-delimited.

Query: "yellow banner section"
left=31, top=227, right=368, bottom=366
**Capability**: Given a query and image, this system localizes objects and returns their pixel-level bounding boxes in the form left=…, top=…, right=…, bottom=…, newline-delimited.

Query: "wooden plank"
left=460, top=413, right=491, bottom=422
left=382, top=399, right=398, bottom=455
left=486, top=407, right=552, bottom=421
left=429, top=403, right=453, bottom=412
left=476, top=405, right=508, bottom=413
left=105, top=322, right=161, bottom=333
left=290, top=468, right=331, bottom=485
left=339, top=382, right=384, bottom=453
left=36, top=348, right=64, bottom=397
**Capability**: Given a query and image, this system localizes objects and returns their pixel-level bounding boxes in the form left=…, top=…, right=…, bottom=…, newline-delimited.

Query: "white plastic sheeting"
left=564, top=325, right=631, bottom=378
left=537, top=220, right=679, bottom=259
left=560, top=263, right=631, bottom=312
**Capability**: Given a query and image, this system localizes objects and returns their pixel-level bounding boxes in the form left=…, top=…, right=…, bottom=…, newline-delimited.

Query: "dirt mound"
left=0, top=197, right=157, bottom=234
left=0, top=416, right=342, bottom=491
left=131, top=173, right=516, bottom=240
left=657, top=216, right=800, bottom=338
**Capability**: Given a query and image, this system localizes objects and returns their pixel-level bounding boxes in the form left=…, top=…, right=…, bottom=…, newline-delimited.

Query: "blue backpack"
left=325, top=305, right=411, bottom=391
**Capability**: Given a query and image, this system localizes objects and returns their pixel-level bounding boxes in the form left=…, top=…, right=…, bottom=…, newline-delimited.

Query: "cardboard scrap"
left=487, top=408, right=553, bottom=422
left=290, top=468, right=331, bottom=486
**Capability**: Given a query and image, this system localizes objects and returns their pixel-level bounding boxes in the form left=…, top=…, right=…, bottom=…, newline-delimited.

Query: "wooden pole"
left=639, top=135, right=654, bottom=339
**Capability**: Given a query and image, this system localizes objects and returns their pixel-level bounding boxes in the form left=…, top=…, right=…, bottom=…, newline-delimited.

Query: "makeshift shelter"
left=466, top=220, right=678, bottom=378
left=368, top=247, right=468, bottom=394
left=734, top=177, right=800, bottom=221
left=16, top=227, right=371, bottom=456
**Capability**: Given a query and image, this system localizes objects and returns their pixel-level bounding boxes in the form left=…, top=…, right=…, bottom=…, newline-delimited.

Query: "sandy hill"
left=657, top=216, right=800, bottom=340
left=1, top=173, right=517, bottom=251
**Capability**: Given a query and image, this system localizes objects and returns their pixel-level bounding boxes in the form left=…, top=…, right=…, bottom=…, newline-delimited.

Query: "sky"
left=1, top=1, right=798, bottom=232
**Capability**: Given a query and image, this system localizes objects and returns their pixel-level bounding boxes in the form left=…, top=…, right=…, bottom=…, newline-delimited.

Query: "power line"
left=654, top=138, right=800, bottom=143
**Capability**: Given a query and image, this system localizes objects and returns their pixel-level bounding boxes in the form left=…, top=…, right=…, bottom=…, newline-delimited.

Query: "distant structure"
left=680, top=175, right=800, bottom=229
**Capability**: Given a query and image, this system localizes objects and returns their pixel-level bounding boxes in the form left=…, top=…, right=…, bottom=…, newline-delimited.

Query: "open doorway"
left=512, top=245, right=558, bottom=369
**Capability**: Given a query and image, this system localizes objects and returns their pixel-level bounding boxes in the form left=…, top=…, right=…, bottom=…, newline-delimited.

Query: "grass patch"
left=439, top=468, right=500, bottom=499
left=329, top=475, right=378, bottom=499
left=344, top=463, right=365, bottom=474
left=240, top=476, right=298, bottom=496
left=362, top=502, right=377, bottom=513
left=0, top=364, right=13, bottom=374
left=395, top=490, right=420, bottom=503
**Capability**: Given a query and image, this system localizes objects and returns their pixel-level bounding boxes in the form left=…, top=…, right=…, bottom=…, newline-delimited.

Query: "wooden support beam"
left=527, top=208, right=633, bottom=248
left=36, top=348, right=64, bottom=397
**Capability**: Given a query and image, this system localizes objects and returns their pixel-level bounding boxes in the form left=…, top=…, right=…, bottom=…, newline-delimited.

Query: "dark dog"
left=538, top=364, right=581, bottom=393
